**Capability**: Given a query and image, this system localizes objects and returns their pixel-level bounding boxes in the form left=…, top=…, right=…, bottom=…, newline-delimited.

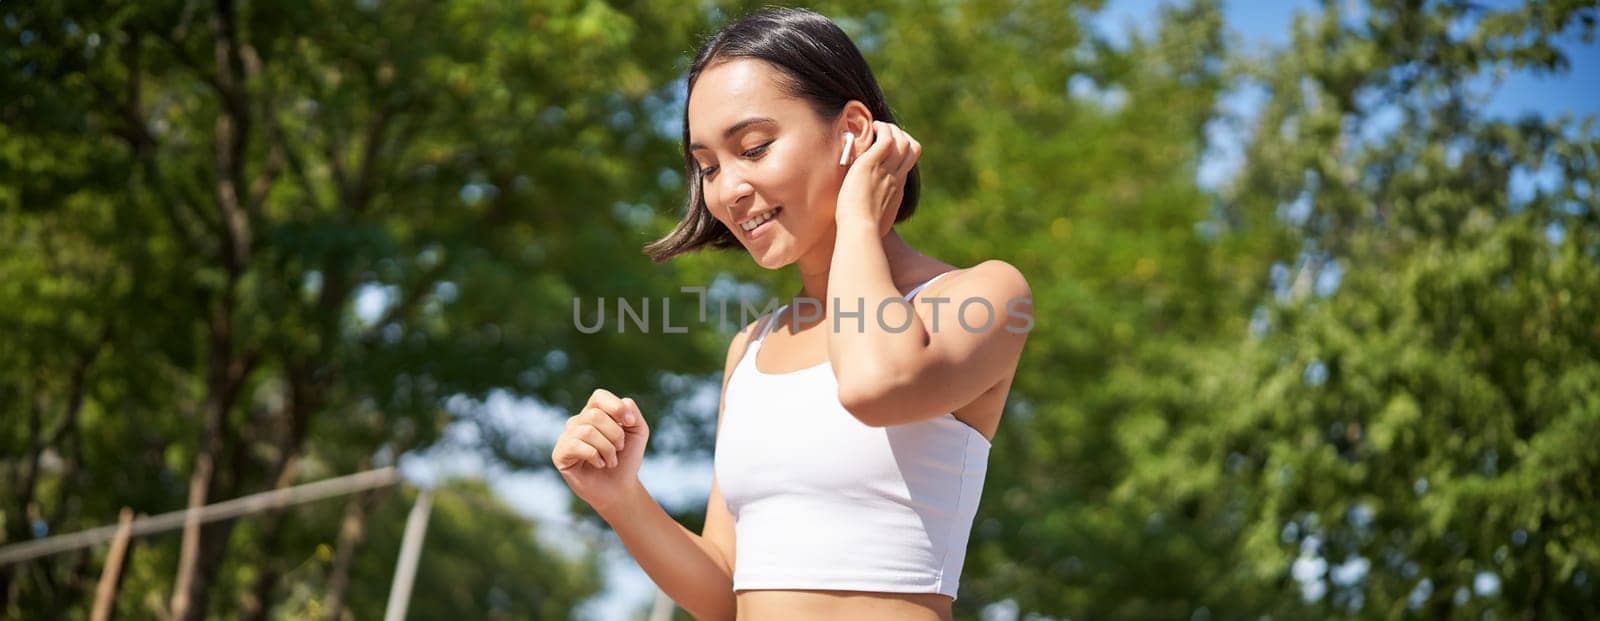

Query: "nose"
left=715, top=165, right=755, bottom=215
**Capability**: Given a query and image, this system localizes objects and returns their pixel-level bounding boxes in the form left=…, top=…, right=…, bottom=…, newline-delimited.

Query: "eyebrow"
left=688, top=117, right=777, bottom=152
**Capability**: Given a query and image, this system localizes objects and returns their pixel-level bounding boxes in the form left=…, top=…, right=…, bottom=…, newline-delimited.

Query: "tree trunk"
left=170, top=0, right=256, bottom=596
left=170, top=289, right=254, bottom=621
left=322, top=486, right=381, bottom=621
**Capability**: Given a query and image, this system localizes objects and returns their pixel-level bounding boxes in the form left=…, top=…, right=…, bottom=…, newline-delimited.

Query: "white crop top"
left=713, top=272, right=992, bottom=600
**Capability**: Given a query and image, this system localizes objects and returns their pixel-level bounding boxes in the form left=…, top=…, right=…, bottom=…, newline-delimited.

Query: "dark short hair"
left=643, top=7, right=920, bottom=263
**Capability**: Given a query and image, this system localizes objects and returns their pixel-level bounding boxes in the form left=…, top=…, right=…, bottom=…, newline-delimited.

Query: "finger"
left=577, top=424, right=620, bottom=468
left=556, top=435, right=604, bottom=467
left=621, top=397, right=643, bottom=429
left=858, top=121, right=892, bottom=167
left=896, top=135, right=921, bottom=178
left=555, top=437, right=603, bottom=471
left=570, top=433, right=610, bottom=469
left=583, top=407, right=626, bottom=451
left=586, top=388, right=630, bottom=424
left=585, top=387, right=620, bottom=412
left=883, top=123, right=912, bottom=175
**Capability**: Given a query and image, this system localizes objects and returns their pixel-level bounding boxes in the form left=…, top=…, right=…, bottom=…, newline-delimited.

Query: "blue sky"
left=1096, top=0, right=1599, bottom=121
left=1096, top=0, right=1598, bottom=200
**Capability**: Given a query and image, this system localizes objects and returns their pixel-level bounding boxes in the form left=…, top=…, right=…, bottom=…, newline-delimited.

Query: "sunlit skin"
left=687, top=58, right=927, bottom=298
left=688, top=58, right=843, bottom=267
left=553, top=56, right=1028, bottom=621
left=686, top=57, right=964, bottom=621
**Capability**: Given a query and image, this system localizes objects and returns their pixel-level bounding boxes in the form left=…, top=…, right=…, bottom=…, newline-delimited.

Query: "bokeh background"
left=3, top=0, right=1597, bottom=619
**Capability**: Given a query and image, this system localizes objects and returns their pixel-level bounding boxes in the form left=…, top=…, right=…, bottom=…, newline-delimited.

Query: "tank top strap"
left=736, top=305, right=786, bottom=369
left=756, top=304, right=789, bottom=342
left=904, top=270, right=955, bottom=301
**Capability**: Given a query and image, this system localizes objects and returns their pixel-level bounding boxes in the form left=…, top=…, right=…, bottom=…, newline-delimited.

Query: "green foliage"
left=1005, top=0, right=1600, bottom=617
left=2, top=0, right=1595, bottom=619
left=1, top=0, right=709, bottom=617
left=337, top=482, right=603, bottom=620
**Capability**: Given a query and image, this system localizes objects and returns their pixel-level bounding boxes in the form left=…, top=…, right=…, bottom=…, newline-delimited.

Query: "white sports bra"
left=713, top=271, right=992, bottom=600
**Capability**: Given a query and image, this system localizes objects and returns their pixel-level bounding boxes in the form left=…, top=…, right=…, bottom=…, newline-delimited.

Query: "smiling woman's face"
left=687, top=58, right=847, bottom=269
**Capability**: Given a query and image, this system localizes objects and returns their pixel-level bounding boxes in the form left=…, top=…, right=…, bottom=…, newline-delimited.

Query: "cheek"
left=772, top=150, right=832, bottom=201
left=702, top=146, right=831, bottom=224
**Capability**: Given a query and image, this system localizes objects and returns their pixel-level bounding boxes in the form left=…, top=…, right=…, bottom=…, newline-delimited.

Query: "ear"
left=835, top=101, right=875, bottom=159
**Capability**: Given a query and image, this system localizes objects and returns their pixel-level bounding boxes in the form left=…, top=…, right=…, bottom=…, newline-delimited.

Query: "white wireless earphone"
left=839, top=131, right=856, bottom=166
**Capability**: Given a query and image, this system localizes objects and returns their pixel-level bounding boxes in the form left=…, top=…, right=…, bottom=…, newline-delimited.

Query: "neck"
left=794, top=226, right=919, bottom=311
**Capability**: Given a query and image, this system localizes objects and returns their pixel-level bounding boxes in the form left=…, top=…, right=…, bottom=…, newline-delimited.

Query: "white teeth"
left=741, top=208, right=779, bottom=231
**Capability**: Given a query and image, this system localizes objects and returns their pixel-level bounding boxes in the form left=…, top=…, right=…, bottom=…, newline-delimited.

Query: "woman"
left=552, top=7, right=1032, bottom=620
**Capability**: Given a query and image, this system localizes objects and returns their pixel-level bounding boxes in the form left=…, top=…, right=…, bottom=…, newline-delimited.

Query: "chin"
left=746, top=239, right=801, bottom=270
left=751, top=251, right=791, bottom=270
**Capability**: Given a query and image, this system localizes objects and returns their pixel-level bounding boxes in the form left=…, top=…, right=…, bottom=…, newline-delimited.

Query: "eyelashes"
left=700, top=142, right=773, bottom=179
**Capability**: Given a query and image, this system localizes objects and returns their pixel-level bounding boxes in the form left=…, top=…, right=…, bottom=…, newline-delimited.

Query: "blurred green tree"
left=1, top=0, right=715, bottom=618
left=3, top=0, right=1596, bottom=619
left=1160, top=0, right=1600, bottom=617
left=334, top=481, right=601, bottom=621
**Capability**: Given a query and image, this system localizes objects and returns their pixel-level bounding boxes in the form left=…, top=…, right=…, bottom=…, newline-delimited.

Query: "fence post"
left=90, top=508, right=135, bottom=621
left=382, top=488, right=435, bottom=621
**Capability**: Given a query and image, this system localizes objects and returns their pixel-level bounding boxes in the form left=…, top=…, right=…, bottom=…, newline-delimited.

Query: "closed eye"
left=700, top=142, right=773, bottom=179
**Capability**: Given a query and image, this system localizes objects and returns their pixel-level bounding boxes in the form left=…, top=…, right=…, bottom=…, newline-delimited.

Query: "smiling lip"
left=740, top=207, right=782, bottom=239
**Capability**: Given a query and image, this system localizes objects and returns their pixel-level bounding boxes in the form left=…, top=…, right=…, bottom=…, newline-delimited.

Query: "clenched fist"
left=552, top=388, right=650, bottom=511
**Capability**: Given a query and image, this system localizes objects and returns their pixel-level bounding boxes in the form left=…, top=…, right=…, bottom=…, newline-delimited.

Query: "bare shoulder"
left=954, top=259, right=1030, bottom=295
left=921, top=259, right=1033, bottom=319
left=912, top=258, right=1033, bottom=360
left=884, top=259, right=1031, bottom=435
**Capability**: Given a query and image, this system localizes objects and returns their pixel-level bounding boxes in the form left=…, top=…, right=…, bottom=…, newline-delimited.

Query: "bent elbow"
left=836, top=376, right=894, bottom=428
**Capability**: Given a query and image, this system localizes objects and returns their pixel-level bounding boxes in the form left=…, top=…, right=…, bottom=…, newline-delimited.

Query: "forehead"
left=687, top=59, right=804, bottom=143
